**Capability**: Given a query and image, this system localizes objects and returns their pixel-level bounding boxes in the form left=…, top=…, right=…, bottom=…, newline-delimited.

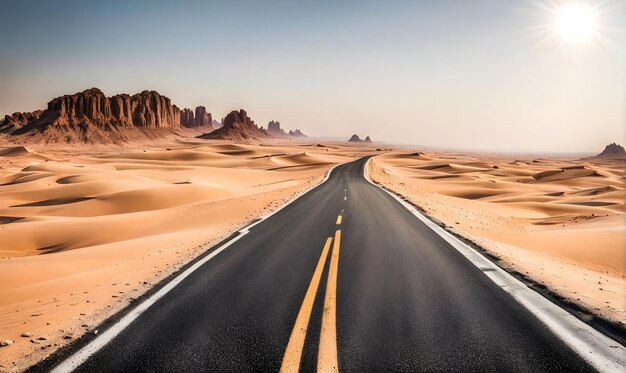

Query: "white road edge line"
left=50, top=163, right=343, bottom=373
left=363, top=158, right=626, bottom=373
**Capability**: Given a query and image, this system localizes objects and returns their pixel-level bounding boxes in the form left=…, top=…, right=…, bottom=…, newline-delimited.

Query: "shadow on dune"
left=11, top=196, right=95, bottom=207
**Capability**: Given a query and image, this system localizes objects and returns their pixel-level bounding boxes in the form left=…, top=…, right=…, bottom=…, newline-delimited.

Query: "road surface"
left=43, top=157, right=601, bottom=372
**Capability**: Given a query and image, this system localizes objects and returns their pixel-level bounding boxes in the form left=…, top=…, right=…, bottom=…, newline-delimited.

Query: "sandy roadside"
left=369, top=151, right=625, bottom=329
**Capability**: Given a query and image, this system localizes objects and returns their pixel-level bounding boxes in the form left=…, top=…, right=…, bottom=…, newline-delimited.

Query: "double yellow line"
left=280, top=215, right=343, bottom=373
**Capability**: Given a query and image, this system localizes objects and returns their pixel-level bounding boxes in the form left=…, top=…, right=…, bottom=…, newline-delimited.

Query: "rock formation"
left=267, top=120, right=287, bottom=137
left=8, top=88, right=181, bottom=132
left=199, top=109, right=270, bottom=141
left=181, top=108, right=194, bottom=127
left=194, top=106, right=212, bottom=127
left=179, top=106, right=213, bottom=128
left=0, top=88, right=221, bottom=143
left=1, top=110, right=42, bottom=132
left=595, top=143, right=626, bottom=159
left=0, top=87, right=308, bottom=144
left=289, top=129, right=306, bottom=137
left=348, top=134, right=372, bottom=143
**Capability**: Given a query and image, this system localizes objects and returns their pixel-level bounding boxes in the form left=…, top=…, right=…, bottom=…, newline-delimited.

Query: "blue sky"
left=0, top=0, right=623, bottom=152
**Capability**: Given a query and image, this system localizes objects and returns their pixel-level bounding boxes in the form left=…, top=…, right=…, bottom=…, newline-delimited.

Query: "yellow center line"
left=336, top=215, right=342, bottom=225
left=318, top=229, right=341, bottom=373
left=279, top=237, right=334, bottom=373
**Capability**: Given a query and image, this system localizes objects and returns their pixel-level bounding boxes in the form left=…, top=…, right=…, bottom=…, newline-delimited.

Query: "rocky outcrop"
left=8, top=88, right=182, bottom=134
left=266, top=121, right=306, bottom=138
left=595, top=143, right=626, bottom=159
left=267, top=120, right=287, bottom=137
left=199, top=109, right=270, bottom=141
left=348, top=134, right=372, bottom=143
left=194, top=106, right=212, bottom=127
left=181, top=108, right=194, bottom=127
left=1, top=110, right=42, bottom=131
left=179, top=106, right=213, bottom=128
left=0, top=88, right=220, bottom=143
left=124, top=90, right=180, bottom=128
left=267, top=120, right=280, bottom=132
left=289, top=129, right=306, bottom=137
left=224, top=110, right=254, bottom=129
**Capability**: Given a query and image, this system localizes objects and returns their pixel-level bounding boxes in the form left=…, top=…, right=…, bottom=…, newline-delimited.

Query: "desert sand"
left=0, top=140, right=369, bottom=371
left=1, top=140, right=624, bottom=371
left=370, top=151, right=625, bottom=326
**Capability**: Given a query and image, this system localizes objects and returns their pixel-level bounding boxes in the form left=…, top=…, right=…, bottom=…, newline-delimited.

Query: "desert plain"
left=0, top=139, right=624, bottom=371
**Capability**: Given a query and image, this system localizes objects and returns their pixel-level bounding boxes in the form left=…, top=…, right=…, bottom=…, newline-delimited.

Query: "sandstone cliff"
left=1, top=110, right=42, bottom=132
left=2, top=88, right=206, bottom=144
left=194, top=106, right=212, bottom=127
left=181, top=108, right=194, bottom=127
left=9, top=88, right=182, bottom=130
left=179, top=106, right=213, bottom=128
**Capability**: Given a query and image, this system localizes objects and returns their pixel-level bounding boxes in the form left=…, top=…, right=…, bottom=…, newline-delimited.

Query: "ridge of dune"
left=415, top=163, right=492, bottom=173
left=532, top=166, right=601, bottom=182
left=395, top=151, right=432, bottom=160
left=0, top=146, right=33, bottom=157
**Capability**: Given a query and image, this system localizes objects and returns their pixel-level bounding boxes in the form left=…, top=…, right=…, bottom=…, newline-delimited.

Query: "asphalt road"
left=50, top=157, right=596, bottom=372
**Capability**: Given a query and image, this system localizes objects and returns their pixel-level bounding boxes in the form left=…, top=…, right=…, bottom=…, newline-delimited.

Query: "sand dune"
left=0, top=140, right=363, bottom=371
left=0, top=146, right=39, bottom=158
left=371, top=151, right=625, bottom=327
left=532, top=167, right=601, bottom=182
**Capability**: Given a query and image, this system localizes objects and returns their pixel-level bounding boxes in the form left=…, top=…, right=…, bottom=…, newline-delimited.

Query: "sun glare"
left=527, top=0, right=620, bottom=57
left=556, top=4, right=594, bottom=42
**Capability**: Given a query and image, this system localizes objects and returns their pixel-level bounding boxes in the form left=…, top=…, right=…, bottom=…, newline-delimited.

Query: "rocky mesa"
left=1, top=88, right=214, bottom=144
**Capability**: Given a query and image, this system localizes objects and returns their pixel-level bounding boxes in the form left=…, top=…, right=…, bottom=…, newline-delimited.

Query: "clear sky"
left=0, top=0, right=623, bottom=153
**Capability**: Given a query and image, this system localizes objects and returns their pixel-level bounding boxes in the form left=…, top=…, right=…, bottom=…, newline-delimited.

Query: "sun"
left=556, top=4, right=594, bottom=42
left=527, top=0, right=619, bottom=57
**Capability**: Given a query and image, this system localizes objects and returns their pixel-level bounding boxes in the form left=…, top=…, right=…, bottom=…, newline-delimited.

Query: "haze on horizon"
left=0, top=0, right=623, bottom=153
